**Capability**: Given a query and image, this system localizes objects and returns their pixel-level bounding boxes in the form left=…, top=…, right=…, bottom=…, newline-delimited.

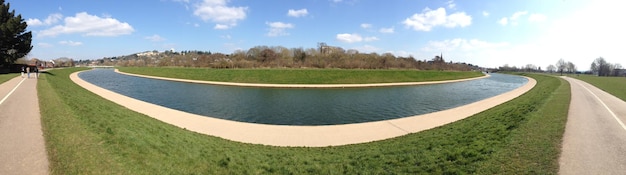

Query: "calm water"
left=79, top=69, right=527, bottom=125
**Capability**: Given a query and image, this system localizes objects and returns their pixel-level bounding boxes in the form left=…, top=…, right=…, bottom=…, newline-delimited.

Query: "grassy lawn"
left=0, top=73, right=18, bottom=84
left=569, top=74, right=626, bottom=101
left=118, top=67, right=484, bottom=84
left=39, top=68, right=569, bottom=174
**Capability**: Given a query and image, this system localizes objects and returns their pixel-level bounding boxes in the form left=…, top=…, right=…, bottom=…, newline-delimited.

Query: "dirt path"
left=559, top=77, right=626, bottom=174
left=0, top=76, right=49, bottom=175
left=72, top=70, right=535, bottom=147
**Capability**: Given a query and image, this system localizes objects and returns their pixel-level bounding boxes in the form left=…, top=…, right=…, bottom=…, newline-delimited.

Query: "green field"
left=570, top=74, right=626, bottom=101
left=118, top=67, right=484, bottom=84
left=0, top=73, right=18, bottom=84
left=39, top=68, right=569, bottom=174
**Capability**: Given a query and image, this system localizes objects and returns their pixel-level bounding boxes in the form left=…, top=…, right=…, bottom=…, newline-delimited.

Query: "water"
left=79, top=69, right=527, bottom=125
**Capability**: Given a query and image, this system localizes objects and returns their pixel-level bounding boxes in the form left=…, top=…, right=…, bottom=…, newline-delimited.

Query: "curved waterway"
left=79, top=69, right=527, bottom=126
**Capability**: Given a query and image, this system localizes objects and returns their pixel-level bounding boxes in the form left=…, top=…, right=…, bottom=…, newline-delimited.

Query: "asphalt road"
left=0, top=76, right=49, bottom=175
left=559, top=77, right=626, bottom=175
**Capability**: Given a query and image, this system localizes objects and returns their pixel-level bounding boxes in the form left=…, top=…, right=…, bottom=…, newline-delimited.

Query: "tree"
left=566, top=61, right=577, bottom=73
left=592, top=57, right=610, bottom=76
left=556, top=59, right=566, bottom=75
left=0, top=0, right=32, bottom=67
left=547, top=64, right=556, bottom=73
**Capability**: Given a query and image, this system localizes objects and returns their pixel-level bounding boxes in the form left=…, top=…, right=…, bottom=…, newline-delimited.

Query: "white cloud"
left=27, top=13, right=63, bottom=26
left=403, top=7, right=472, bottom=31
left=446, top=0, right=456, bottom=9
left=511, top=11, right=528, bottom=20
left=37, top=42, right=53, bottom=48
left=364, top=36, right=379, bottom=42
left=59, top=40, right=83, bottom=46
left=266, top=22, right=294, bottom=37
left=337, top=33, right=363, bottom=43
left=214, top=24, right=229, bottom=30
left=379, top=27, right=394, bottom=33
left=26, top=19, right=43, bottom=26
left=353, top=45, right=380, bottom=53
left=38, top=12, right=134, bottom=37
left=528, top=13, right=547, bottom=22
left=499, top=11, right=528, bottom=26
left=482, top=11, right=489, bottom=17
left=193, top=0, right=248, bottom=29
left=498, top=17, right=508, bottom=26
left=361, top=23, right=372, bottom=29
left=336, top=33, right=379, bottom=43
left=145, top=34, right=165, bottom=42
left=287, top=9, right=308, bottom=17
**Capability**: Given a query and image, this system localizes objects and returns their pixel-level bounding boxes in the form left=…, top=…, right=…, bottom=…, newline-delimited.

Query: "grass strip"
left=476, top=75, right=570, bottom=174
left=118, top=67, right=484, bottom=84
left=569, top=74, right=626, bottom=101
left=40, top=68, right=567, bottom=174
left=0, top=73, right=18, bottom=84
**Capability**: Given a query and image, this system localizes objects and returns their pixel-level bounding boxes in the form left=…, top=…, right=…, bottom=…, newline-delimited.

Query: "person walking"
left=26, top=66, right=30, bottom=79
left=34, top=66, right=39, bottom=78
left=21, top=66, right=25, bottom=78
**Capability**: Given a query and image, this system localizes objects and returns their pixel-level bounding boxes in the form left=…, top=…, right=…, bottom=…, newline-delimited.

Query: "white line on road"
left=0, top=78, right=26, bottom=105
left=574, top=80, right=626, bottom=132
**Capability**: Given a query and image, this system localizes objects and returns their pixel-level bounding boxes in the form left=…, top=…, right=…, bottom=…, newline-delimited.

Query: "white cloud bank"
left=193, top=0, right=248, bottom=29
left=287, top=9, right=308, bottom=17
left=403, top=7, right=472, bottom=31
left=336, top=33, right=378, bottom=43
left=266, top=22, right=294, bottom=37
left=38, top=12, right=134, bottom=37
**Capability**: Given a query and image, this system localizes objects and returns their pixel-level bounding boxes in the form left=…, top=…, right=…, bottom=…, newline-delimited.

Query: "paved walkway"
left=116, top=69, right=490, bottom=88
left=0, top=75, right=49, bottom=175
left=72, top=70, right=536, bottom=147
left=559, top=77, right=626, bottom=174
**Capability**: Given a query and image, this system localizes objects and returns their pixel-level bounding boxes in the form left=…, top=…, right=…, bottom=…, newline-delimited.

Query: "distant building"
left=613, top=69, right=626, bottom=77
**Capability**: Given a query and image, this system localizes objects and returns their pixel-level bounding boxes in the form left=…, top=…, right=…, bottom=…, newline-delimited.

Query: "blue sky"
left=8, top=0, right=624, bottom=69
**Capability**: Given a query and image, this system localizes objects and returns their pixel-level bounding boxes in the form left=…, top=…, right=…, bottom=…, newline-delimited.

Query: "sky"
left=8, top=0, right=625, bottom=70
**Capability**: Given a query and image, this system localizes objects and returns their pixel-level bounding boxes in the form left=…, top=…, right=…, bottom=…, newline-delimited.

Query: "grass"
left=39, top=68, right=569, bottom=174
left=0, top=73, right=18, bottom=84
left=118, top=67, right=484, bottom=84
left=568, top=74, right=626, bottom=101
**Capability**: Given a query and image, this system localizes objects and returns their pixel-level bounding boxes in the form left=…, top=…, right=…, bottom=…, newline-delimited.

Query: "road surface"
left=560, top=77, right=626, bottom=174
left=0, top=76, right=49, bottom=175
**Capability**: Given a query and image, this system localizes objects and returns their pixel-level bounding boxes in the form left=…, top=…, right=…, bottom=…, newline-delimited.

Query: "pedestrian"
left=34, top=66, right=39, bottom=78
left=26, top=66, right=30, bottom=79
left=21, top=66, right=25, bottom=78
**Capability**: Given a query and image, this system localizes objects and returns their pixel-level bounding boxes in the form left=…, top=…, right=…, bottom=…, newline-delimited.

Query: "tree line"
left=498, top=57, right=625, bottom=77
left=92, top=45, right=480, bottom=71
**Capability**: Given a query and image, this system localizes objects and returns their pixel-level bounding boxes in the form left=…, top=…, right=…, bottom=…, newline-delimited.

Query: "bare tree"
left=566, top=62, right=577, bottom=74
left=592, top=57, right=610, bottom=76
left=546, top=64, right=556, bottom=73
left=556, top=59, right=566, bottom=75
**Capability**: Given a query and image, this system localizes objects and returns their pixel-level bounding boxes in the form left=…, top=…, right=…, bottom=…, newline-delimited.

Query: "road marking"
left=0, top=78, right=26, bottom=105
left=574, top=79, right=626, bottom=132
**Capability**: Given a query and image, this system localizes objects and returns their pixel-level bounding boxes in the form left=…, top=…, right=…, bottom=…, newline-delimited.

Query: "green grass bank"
left=0, top=73, right=17, bottom=84
left=118, top=67, right=484, bottom=84
left=39, top=68, right=569, bottom=174
left=569, top=74, right=626, bottom=101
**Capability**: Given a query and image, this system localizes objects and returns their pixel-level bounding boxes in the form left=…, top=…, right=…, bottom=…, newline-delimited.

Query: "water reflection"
left=79, top=69, right=527, bottom=125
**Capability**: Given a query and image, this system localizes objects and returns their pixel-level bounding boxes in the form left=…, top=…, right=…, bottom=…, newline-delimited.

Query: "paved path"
left=116, top=69, right=490, bottom=88
left=0, top=76, right=49, bottom=175
left=559, top=77, right=626, bottom=174
left=72, top=70, right=535, bottom=147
